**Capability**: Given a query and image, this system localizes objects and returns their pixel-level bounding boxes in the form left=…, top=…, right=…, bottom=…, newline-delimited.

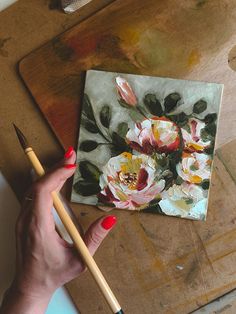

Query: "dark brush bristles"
left=13, top=124, right=30, bottom=150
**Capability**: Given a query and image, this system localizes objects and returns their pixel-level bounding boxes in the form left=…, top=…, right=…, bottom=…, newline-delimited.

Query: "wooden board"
left=18, top=1, right=236, bottom=313
left=19, top=0, right=236, bottom=149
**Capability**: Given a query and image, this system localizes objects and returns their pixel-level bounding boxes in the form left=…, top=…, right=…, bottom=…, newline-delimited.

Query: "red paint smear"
left=67, top=33, right=102, bottom=58
left=66, top=33, right=127, bottom=61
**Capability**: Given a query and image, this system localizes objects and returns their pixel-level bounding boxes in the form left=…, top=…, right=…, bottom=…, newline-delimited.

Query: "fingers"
left=33, top=147, right=77, bottom=203
left=84, top=215, right=117, bottom=256
left=37, top=146, right=77, bottom=194
left=54, top=146, right=77, bottom=169
left=19, top=147, right=77, bottom=230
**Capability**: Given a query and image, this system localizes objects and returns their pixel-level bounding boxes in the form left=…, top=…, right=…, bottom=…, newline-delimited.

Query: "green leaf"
left=83, top=94, right=95, bottom=121
left=79, top=161, right=101, bottom=182
left=168, top=150, right=182, bottom=179
left=161, top=170, right=174, bottom=190
left=181, top=122, right=191, bottom=133
left=81, top=118, right=99, bottom=133
left=79, top=140, right=98, bottom=152
left=168, top=112, right=188, bottom=126
left=201, top=179, right=210, bottom=190
left=204, top=123, right=216, bottom=137
left=112, top=132, right=127, bottom=148
left=193, top=99, right=207, bottom=114
left=204, top=113, right=217, bottom=124
left=164, top=92, right=181, bottom=113
left=169, top=150, right=182, bottom=164
left=111, top=132, right=131, bottom=156
left=175, top=176, right=184, bottom=185
left=200, top=128, right=212, bottom=142
left=142, top=200, right=165, bottom=215
left=143, top=94, right=163, bottom=116
left=100, top=105, right=111, bottom=128
left=204, top=143, right=215, bottom=155
left=73, top=180, right=101, bottom=196
left=185, top=198, right=194, bottom=205
left=118, top=99, right=130, bottom=108
left=117, top=122, right=129, bottom=138
left=154, top=153, right=168, bottom=167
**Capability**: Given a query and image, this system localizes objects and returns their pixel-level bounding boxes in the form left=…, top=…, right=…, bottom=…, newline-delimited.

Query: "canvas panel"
left=71, top=70, right=223, bottom=220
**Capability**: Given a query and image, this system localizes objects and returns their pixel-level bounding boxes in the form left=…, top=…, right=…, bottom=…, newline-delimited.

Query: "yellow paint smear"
left=187, top=49, right=201, bottom=68
left=190, top=175, right=202, bottom=184
left=118, top=25, right=141, bottom=45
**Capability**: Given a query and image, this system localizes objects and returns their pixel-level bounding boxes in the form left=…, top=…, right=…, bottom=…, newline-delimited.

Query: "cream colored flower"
left=177, top=152, right=211, bottom=184
left=98, top=152, right=165, bottom=210
left=159, top=183, right=207, bottom=220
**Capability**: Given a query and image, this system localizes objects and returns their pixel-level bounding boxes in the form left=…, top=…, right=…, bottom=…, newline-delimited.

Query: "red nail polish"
left=64, top=164, right=77, bottom=169
left=64, top=146, right=74, bottom=159
left=101, top=215, right=117, bottom=230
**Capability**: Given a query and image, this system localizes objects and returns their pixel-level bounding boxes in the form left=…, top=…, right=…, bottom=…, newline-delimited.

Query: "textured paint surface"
left=71, top=70, right=223, bottom=220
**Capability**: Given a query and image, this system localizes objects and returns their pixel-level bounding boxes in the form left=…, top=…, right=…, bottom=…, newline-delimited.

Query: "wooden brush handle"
left=24, top=147, right=122, bottom=313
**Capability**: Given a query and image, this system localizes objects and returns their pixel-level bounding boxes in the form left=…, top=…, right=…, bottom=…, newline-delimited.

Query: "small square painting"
left=71, top=70, right=223, bottom=220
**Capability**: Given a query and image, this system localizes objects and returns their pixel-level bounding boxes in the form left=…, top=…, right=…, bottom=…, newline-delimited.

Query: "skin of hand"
left=0, top=148, right=117, bottom=314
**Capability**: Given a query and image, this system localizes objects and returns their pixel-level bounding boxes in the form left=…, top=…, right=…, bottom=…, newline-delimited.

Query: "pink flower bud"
left=115, top=76, right=137, bottom=106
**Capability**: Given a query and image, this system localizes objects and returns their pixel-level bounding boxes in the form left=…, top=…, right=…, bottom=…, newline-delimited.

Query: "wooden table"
left=1, top=1, right=236, bottom=313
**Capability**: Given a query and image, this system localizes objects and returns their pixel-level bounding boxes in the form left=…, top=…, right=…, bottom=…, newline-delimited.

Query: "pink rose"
left=181, top=118, right=211, bottom=152
left=126, top=117, right=180, bottom=155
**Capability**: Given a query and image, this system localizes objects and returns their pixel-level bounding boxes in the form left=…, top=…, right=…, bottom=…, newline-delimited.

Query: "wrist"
left=1, top=282, right=53, bottom=314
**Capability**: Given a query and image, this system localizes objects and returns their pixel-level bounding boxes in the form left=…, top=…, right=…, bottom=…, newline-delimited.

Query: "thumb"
left=84, top=216, right=117, bottom=256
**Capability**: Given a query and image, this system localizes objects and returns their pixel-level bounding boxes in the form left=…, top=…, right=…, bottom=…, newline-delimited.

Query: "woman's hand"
left=0, top=147, right=117, bottom=314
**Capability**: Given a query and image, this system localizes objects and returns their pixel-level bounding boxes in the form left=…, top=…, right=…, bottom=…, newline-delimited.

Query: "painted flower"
left=181, top=118, right=211, bottom=152
left=159, top=183, right=207, bottom=220
left=98, top=152, right=165, bottom=210
left=177, top=152, right=211, bottom=184
left=126, top=117, right=180, bottom=155
left=115, top=76, right=137, bottom=106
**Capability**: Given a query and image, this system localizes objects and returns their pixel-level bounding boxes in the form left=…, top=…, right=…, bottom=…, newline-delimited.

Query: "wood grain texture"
left=65, top=149, right=236, bottom=314
left=18, top=0, right=236, bottom=313
left=19, top=0, right=236, bottom=149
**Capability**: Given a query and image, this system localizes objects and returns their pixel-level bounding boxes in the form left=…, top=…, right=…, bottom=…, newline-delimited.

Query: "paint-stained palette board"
left=19, top=0, right=236, bottom=149
left=18, top=0, right=236, bottom=312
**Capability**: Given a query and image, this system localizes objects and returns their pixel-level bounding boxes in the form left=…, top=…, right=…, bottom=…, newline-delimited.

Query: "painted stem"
left=136, top=106, right=149, bottom=119
left=82, top=111, right=111, bottom=143
left=97, top=143, right=113, bottom=146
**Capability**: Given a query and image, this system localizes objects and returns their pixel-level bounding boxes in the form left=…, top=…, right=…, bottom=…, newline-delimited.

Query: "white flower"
left=181, top=118, right=211, bottom=152
left=159, top=183, right=207, bottom=220
left=98, top=152, right=165, bottom=210
left=176, top=152, right=211, bottom=184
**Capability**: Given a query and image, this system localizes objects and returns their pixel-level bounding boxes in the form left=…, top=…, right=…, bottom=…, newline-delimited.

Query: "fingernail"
left=64, top=164, right=77, bottom=169
left=64, top=146, right=74, bottom=159
left=101, top=215, right=117, bottom=230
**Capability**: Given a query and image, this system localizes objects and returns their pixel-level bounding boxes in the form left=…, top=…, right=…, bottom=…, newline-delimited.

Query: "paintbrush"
left=13, top=124, right=124, bottom=314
